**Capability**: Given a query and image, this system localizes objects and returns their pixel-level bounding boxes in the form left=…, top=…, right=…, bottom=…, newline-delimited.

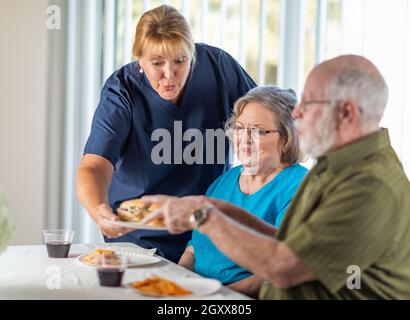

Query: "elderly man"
left=143, top=55, right=410, bottom=299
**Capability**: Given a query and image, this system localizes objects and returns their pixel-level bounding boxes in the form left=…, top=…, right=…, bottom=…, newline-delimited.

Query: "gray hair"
left=326, top=66, right=388, bottom=126
left=226, top=85, right=304, bottom=165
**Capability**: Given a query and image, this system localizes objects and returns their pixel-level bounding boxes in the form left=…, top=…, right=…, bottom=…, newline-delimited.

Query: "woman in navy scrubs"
left=76, top=5, right=256, bottom=263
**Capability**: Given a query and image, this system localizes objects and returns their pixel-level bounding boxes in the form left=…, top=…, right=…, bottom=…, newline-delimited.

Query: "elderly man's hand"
left=141, top=195, right=207, bottom=234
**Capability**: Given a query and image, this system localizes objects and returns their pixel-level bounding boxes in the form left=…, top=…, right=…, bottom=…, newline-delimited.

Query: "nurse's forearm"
left=206, top=198, right=276, bottom=237
left=76, top=167, right=110, bottom=219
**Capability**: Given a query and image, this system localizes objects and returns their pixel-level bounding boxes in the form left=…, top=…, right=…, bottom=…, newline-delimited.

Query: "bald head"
left=307, top=55, right=389, bottom=126
left=312, top=55, right=385, bottom=89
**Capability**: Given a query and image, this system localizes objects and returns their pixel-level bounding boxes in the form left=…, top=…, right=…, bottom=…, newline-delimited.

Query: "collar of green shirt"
left=317, top=128, right=393, bottom=174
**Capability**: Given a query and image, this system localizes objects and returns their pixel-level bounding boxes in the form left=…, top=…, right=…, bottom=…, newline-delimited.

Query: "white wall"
left=339, top=0, right=410, bottom=177
left=0, top=0, right=48, bottom=244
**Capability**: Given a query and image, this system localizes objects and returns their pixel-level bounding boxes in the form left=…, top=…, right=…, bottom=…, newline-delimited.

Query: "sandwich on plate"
left=117, top=198, right=165, bottom=227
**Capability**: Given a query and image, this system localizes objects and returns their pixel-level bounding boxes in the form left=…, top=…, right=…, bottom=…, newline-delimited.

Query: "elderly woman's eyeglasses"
left=232, top=125, right=280, bottom=139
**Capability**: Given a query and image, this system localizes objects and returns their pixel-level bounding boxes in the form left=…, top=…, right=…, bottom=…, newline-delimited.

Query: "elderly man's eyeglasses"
left=232, top=125, right=280, bottom=139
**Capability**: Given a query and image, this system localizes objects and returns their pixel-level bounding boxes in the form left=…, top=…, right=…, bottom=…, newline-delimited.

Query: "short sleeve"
left=284, top=176, right=398, bottom=293
left=84, top=76, right=132, bottom=167
left=218, top=51, right=257, bottom=100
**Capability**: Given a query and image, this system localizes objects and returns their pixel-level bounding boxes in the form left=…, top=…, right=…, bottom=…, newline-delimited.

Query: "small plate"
left=77, top=252, right=161, bottom=268
left=128, top=277, right=222, bottom=297
left=105, top=219, right=168, bottom=231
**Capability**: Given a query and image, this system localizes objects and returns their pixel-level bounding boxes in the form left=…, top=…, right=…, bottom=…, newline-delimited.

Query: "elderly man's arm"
left=227, top=275, right=265, bottom=299
left=204, top=197, right=277, bottom=237
left=142, top=195, right=277, bottom=238
left=141, top=195, right=314, bottom=287
left=178, top=245, right=195, bottom=271
left=200, top=207, right=316, bottom=289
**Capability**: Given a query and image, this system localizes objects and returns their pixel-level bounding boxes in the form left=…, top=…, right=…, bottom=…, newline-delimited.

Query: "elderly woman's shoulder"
left=206, top=165, right=242, bottom=194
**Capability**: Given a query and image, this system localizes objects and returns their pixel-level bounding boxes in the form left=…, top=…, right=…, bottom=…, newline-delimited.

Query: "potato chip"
left=130, top=275, right=192, bottom=296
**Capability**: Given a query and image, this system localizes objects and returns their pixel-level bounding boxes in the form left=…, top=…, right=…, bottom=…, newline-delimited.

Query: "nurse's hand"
left=92, top=203, right=133, bottom=239
left=141, top=195, right=207, bottom=234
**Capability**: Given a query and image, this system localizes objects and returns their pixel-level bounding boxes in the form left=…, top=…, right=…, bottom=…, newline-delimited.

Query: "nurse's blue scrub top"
left=84, top=43, right=256, bottom=263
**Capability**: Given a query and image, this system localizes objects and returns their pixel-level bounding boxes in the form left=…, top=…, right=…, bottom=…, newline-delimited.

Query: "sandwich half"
left=117, top=199, right=165, bottom=227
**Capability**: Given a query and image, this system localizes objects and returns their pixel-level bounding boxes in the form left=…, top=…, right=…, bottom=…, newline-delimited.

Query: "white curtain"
left=61, top=0, right=98, bottom=242
left=45, top=0, right=107, bottom=242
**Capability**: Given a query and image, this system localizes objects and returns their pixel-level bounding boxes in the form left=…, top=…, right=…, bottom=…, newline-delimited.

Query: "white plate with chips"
left=128, top=277, right=222, bottom=297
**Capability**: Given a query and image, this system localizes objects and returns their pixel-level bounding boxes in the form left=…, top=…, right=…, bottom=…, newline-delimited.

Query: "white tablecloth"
left=0, top=243, right=250, bottom=300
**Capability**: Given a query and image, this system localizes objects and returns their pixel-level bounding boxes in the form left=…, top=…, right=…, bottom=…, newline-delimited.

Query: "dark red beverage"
left=97, top=268, right=124, bottom=287
left=46, top=241, right=71, bottom=258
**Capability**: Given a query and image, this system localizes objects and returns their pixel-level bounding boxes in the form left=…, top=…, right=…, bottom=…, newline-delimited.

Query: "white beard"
left=297, top=111, right=337, bottom=159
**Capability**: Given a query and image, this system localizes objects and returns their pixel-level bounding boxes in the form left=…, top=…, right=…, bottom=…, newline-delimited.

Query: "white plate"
left=77, top=252, right=161, bottom=268
left=105, top=219, right=168, bottom=231
left=129, top=277, right=222, bottom=297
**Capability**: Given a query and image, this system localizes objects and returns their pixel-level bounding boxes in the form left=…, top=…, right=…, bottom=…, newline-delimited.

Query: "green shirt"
left=260, top=129, right=410, bottom=300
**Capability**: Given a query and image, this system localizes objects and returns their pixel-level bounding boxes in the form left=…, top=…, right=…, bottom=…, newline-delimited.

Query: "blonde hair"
left=132, top=5, right=195, bottom=64
left=226, top=86, right=305, bottom=165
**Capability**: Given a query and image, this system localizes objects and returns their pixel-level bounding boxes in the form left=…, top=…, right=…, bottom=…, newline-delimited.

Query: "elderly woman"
left=76, top=5, right=255, bottom=262
left=177, top=86, right=307, bottom=297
